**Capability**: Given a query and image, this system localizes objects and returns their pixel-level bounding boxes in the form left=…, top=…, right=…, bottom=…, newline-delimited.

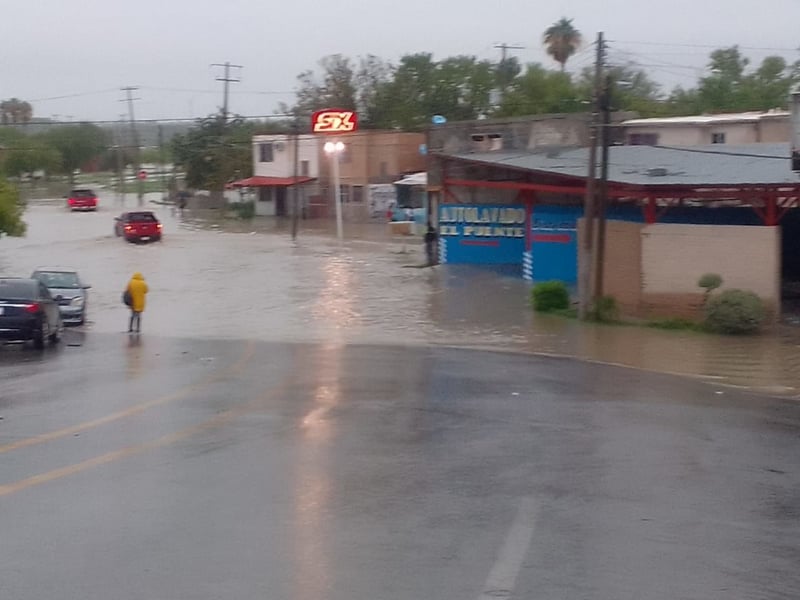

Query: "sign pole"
left=333, top=149, right=343, bottom=240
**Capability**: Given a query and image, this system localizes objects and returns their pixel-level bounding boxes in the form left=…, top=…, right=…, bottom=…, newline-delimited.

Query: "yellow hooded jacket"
left=126, top=272, right=148, bottom=313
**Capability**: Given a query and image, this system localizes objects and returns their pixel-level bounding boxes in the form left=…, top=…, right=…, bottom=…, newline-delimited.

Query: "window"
left=711, top=132, right=726, bottom=144
left=300, top=160, right=310, bottom=177
left=352, top=185, right=364, bottom=203
left=259, top=143, right=274, bottom=162
left=339, top=185, right=351, bottom=203
left=628, top=133, right=659, bottom=146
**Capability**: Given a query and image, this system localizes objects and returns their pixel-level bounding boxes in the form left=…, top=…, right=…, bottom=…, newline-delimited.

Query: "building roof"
left=443, top=143, right=798, bottom=188
left=229, top=176, right=315, bottom=188
left=622, top=110, right=789, bottom=127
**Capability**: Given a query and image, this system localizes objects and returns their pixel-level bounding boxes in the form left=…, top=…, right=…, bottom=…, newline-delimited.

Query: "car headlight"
left=70, top=296, right=85, bottom=307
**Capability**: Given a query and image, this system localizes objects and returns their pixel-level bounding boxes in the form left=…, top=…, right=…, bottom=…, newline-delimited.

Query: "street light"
left=324, top=140, right=345, bottom=240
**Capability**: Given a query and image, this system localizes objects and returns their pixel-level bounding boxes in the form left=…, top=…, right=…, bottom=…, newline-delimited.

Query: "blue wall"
left=440, top=203, right=770, bottom=281
left=438, top=205, right=526, bottom=265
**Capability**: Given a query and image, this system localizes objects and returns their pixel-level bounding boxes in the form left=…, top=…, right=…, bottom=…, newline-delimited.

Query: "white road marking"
left=478, top=497, right=539, bottom=600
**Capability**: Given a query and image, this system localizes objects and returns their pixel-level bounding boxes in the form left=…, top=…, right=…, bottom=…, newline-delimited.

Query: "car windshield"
left=71, top=189, right=95, bottom=198
left=34, top=271, right=80, bottom=289
left=0, top=279, right=36, bottom=300
left=129, top=213, right=157, bottom=222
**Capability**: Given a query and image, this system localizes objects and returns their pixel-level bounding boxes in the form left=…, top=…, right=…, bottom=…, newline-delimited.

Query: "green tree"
left=497, top=65, right=579, bottom=116
left=172, top=114, right=253, bottom=191
left=0, top=98, right=33, bottom=125
left=1, top=140, right=61, bottom=177
left=0, top=177, right=26, bottom=237
left=42, top=123, right=108, bottom=185
left=543, top=18, right=582, bottom=72
left=283, top=54, right=358, bottom=118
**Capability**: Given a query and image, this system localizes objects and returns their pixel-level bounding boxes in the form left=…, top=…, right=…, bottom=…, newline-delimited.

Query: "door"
left=276, top=187, right=287, bottom=217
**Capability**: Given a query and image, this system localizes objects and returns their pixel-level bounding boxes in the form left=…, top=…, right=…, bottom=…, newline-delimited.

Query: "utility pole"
left=494, top=42, right=525, bottom=98
left=291, top=120, right=300, bottom=241
left=211, top=62, right=242, bottom=124
left=121, top=87, right=143, bottom=204
left=115, top=116, right=126, bottom=202
left=158, top=124, right=167, bottom=200
left=594, top=73, right=612, bottom=300
left=578, top=32, right=605, bottom=320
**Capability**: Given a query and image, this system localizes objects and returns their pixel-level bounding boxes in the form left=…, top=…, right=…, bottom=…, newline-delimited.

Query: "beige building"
left=318, top=131, right=426, bottom=221
left=621, top=110, right=790, bottom=146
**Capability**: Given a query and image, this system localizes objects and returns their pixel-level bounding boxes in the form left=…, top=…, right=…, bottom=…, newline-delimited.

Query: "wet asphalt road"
left=1, top=333, right=800, bottom=600
left=1, top=197, right=800, bottom=598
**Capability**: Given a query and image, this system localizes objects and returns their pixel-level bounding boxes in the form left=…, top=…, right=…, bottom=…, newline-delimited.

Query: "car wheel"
left=49, top=318, right=62, bottom=344
left=34, top=319, right=47, bottom=350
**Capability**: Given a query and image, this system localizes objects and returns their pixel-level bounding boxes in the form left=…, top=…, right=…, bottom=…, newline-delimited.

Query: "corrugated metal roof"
left=622, top=111, right=789, bottom=127
left=445, top=143, right=798, bottom=187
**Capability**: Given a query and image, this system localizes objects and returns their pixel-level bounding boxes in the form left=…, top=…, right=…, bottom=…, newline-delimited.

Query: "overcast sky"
left=3, top=0, right=800, bottom=123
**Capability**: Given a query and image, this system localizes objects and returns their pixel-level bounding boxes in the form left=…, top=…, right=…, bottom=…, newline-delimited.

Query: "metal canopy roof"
left=442, top=143, right=799, bottom=188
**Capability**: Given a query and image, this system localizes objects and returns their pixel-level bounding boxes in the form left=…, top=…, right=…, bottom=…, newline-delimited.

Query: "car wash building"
left=426, top=116, right=800, bottom=319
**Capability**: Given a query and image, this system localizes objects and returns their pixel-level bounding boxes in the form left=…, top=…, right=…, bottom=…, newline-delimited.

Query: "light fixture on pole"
left=324, top=140, right=345, bottom=240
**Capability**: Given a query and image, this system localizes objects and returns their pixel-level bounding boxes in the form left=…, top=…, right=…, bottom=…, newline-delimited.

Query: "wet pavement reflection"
left=3, top=197, right=800, bottom=394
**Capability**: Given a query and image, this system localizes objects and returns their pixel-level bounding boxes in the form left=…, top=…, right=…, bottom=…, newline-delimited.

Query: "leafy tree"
left=0, top=98, right=33, bottom=125
left=42, top=123, right=108, bottom=185
left=0, top=177, right=26, bottom=237
left=172, top=114, right=253, bottom=191
left=283, top=54, right=358, bottom=118
left=498, top=65, right=580, bottom=116
left=543, top=18, right=582, bottom=72
left=1, top=140, right=61, bottom=177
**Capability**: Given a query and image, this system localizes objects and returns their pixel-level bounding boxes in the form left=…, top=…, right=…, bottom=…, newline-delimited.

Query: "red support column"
left=644, top=197, right=657, bottom=224
left=766, top=196, right=778, bottom=226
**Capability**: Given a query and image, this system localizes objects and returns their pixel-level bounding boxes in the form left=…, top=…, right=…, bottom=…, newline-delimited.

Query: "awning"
left=393, top=172, right=427, bottom=186
left=229, top=176, right=315, bottom=188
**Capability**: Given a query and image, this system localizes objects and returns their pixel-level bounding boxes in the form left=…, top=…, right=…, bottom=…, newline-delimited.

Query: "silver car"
left=31, top=267, right=91, bottom=325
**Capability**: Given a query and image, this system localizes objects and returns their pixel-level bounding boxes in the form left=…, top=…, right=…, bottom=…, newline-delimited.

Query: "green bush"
left=704, top=289, right=766, bottom=335
left=589, top=295, right=620, bottom=322
left=698, top=273, right=723, bottom=306
left=532, top=281, right=570, bottom=312
left=646, top=317, right=700, bottom=331
left=231, top=200, right=255, bottom=220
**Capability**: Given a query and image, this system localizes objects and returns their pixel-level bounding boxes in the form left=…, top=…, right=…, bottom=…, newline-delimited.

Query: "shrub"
left=698, top=273, right=723, bottom=306
left=704, top=289, right=766, bottom=335
left=589, top=295, right=620, bottom=322
left=231, top=200, right=255, bottom=220
left=532, top=281, right=570, bottom=312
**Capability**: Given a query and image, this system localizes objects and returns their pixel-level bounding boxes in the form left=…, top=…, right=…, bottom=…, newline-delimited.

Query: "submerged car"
left=0, top=277, right=63, bottom=349
left=114, top=211, right=162, bottom=243
left=31, top=267, right=91, bottom=325
left=66, top=188, right=99, bottom=211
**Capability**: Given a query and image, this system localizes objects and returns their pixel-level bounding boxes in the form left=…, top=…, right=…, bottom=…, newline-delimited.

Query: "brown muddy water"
left=3, top=194, right=800, bottom=396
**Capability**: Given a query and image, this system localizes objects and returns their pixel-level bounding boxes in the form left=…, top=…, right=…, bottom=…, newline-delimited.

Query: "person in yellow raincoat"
left=125, top=272, right=148, bottom=333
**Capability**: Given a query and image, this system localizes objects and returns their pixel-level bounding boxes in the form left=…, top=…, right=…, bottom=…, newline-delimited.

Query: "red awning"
left=229, top=176, right=315, bottom=188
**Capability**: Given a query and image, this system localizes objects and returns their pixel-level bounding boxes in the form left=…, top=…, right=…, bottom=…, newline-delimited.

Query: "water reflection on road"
left=3, top=199, right=800, bottom=395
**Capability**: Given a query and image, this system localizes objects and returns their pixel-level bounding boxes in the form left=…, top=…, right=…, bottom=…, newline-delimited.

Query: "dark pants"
left=425, top=242, right=436, bottom=266
left=129, top=311, right=142, bottom=332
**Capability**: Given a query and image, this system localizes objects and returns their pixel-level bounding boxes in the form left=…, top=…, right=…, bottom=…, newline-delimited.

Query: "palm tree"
left=543, top=18, right=582, bottom=72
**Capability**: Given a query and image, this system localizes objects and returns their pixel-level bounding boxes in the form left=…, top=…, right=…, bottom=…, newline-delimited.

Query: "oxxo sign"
left=311, top=108, right=359, bottom=134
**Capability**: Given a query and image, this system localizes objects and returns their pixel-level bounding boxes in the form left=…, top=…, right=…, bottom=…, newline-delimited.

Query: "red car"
left=114, top=211, right=163, bottom=243
left=66, top=188, right=99, bottom=211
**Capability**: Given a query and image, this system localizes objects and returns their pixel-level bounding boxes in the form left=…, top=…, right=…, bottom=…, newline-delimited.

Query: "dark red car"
left=114, top=211, right=163, bottom=243
left=66, top=188, right=99, bottom=211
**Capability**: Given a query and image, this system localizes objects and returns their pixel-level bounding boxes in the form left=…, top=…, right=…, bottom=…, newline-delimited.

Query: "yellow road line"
left=0, top=402, right=254, bottom=498
left=0, top=340, right=255, bottom=455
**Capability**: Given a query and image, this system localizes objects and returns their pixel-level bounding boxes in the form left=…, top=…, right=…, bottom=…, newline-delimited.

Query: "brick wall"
left=641, top=224, right=781, bottom=319
left=580, top=221, right=781, bottom=320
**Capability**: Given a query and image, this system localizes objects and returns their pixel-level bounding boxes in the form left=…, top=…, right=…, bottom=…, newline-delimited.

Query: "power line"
left=211, top=62, right=243, bottom=124
left=613, top=40, right=800, bottom=53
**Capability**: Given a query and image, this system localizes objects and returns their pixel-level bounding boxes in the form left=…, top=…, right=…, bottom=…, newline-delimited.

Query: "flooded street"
left=3, top=195, right=800, bottom=395
left=2, top=196, right=800, bottom=600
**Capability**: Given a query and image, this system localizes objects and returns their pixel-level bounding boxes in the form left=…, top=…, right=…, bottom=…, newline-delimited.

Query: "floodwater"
left=4, top=193, right=800, bottom=396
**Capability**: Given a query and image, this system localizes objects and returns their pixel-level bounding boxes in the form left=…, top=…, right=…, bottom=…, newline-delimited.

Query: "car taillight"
left=68, top=198, right=76, bottom=205
left=124, top=225, right=133, bottom=231
left=157, top=223, right=163, bottom=229
left=24, top=303, right=41, bottom=314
